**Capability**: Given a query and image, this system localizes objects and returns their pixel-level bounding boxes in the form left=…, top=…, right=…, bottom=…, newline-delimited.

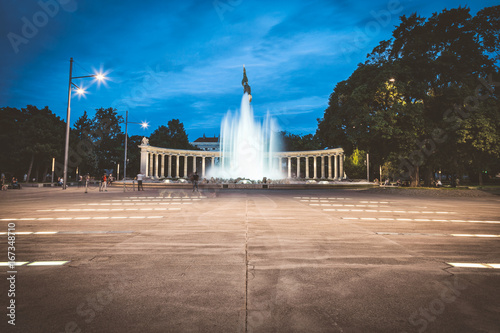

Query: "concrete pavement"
left=0, top=186, right=499, bottom=332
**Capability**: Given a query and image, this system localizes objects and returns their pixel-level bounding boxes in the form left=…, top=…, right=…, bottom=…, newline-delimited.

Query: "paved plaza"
left=1, top=186, right=499, bottom=332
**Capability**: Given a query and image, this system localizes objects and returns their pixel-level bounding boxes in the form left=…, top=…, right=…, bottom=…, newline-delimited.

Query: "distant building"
left=190, top=134, right=220, bottom=151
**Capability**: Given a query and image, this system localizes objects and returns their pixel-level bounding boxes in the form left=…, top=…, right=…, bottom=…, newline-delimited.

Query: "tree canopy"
left=0, top=105, right=65, bottom=182
left=0, top=105, right=194, bottom=181
left=149, top=119, right=196, bottom=150
left=317, top=5, right=500, bottom=185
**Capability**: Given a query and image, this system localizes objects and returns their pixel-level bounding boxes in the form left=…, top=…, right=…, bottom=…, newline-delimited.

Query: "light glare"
left=27, top=261, right=69, bottom=266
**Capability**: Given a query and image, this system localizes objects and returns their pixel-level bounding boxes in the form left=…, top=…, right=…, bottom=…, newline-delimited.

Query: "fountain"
left=207, top=66, right=284, bottom=180
left=137, top=66, right=346, bottom=185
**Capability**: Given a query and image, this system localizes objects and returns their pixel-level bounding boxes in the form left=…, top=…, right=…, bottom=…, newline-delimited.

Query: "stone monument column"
left=175, top=155, right=180, bottom=178
left=313, top=156, right=317, bottom=179
left=168, top=155, right=172, bottom=178
left=297, top=157, right=301, bottom=179
left=328, top=155, right=332, bottom=180
left=340, top=153, right=344, bottom=180
left=183, top=155, right=188, bottom=178
left=139, top=144, right=149, bottom=176
left=334, top=154, right=338, bottom=180
left=149, top=153, right=154, bottom=178
left=154, top=153, right=159, bottom=179
left=287, top=157, right=292, bottom=178
left=202, top=157, right=206, bottom=178
left=305, top=156, right=309, bottom=179
left=321, top=155, right=325, bottom=179
left=161, top=155, right=165, bottom=178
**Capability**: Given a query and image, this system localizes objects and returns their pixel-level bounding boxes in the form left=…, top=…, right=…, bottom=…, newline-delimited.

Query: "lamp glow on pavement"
left=447, top=263, right=500, bottom=269
left=0, top=262, right=28, bottom=266
left=27, top=261, right=69, bottom=266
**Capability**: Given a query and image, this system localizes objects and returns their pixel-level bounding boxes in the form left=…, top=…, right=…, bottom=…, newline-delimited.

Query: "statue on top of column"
left=141, top=137, right=149, bottom=146
left=242, top=65, right=252, bottom=103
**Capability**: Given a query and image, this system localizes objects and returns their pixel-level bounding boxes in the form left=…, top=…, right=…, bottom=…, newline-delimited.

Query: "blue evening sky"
left=1, top=0, right=496, bottom=141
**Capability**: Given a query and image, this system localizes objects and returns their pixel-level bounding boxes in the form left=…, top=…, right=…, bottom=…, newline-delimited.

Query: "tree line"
left=0, top=106, right=193, bottom=182
left=317, top=5, right=500, bottom=185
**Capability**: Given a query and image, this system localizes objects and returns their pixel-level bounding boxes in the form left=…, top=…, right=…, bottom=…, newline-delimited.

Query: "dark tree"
left=149, top=119, right=196, bottom=150
left=317, top=6, right=500, bottom=185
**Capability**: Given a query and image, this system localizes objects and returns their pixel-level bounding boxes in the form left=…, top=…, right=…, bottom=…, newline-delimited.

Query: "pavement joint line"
left=34, top=207, right=185, bottom=212
left=0, top=215, right=172, bottom=220
left=339, top=217, right=500, bottom=223
left=86, top=202, right=188, bottom=206
left=323, top=209, right=457, bottom=214
left=0, top=231, right=135, bottom=235
left=376, top=232, right=500, bottom=238
left=451, top=234, right=500, bottom=237
left=299, top=197, right=352, bottom=200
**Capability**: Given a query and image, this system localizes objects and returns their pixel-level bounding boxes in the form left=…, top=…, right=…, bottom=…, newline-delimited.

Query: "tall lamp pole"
left=63, top=58, right=106, bottom=189
left=124, top=110, right=129, bottom=180
left=123, top=110, right=148, bottom=182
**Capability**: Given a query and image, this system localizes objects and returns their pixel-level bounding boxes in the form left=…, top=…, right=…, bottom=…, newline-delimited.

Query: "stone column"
left=328, top=155, right=332, bottom=180
left=183, top=155, right=188, bottom=178
left=305, top=156, right=309, bottom=179
left=175, top=155, right=180, bottom=178
left=211, top=156, right=215, bottom=168
left=168, top=155, right=172, bottom=178
left=149, top=153, right=154, bottom=178
left=193, top=156, right=197, bottom=173
left=154, top=153, right=159, bottom=179
left=297, top=157, right=301, bottom=179
left=202, top=156, right=206, bottom=178
left=334, top=154, right=338, bottom=180
left=321, top=155, right=325, bottom=179
left=287, top=157, right=291, bottom=178
left=313, top=156, right=317, bottom=179
left=140, top=149, right=149, bottom=176
left=161, top=154, right=165, bottom=178
left=339, top=153, right=344, bottom=180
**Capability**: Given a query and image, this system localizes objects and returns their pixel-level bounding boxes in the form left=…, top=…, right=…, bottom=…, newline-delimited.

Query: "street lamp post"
left=63, top=57, right=106, bottom=189
left=124, top=110, right=129, bottom=181
left=123, top=110, right=148, bottom=182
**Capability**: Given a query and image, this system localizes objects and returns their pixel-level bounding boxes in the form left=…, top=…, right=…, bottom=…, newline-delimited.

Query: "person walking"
left=85, top=174, right=90, bottom=193
left=137, top=173, right=144, bottom=191
left=192, top=171, right=199, bottom=192
left=100, top=173, right=107, bottom=192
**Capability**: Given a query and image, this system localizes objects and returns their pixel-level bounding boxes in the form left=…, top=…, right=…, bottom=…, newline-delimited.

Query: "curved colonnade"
left=139, top=142, right=345, bottom=180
